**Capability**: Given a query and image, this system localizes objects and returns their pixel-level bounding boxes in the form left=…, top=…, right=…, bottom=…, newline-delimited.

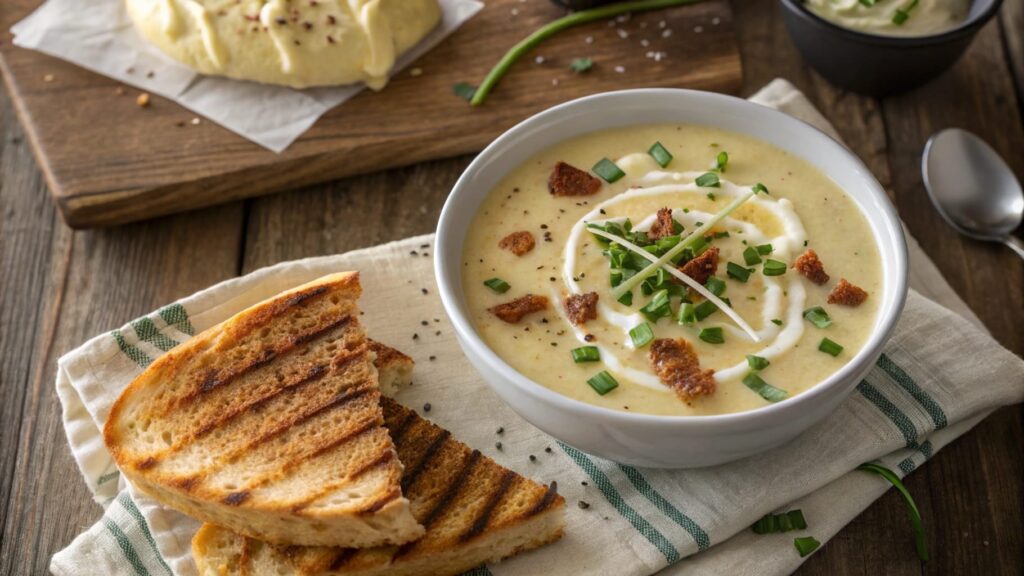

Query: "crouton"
left=649, top=338, right=716, bottom=401
left=679, top=247, right=720, bottom=286
left=647, top=207, right=676, bottom=240
left=565, top=292, right=599, bottom=326
left=793, top=249, right=829, bottom=285
left=488, top=295, right=549, bottom=323
left=548, top=161, right=602, bottom=197
left=499, top=231, right=536, bottom=256
left=828, top=278, right=868, bottom=307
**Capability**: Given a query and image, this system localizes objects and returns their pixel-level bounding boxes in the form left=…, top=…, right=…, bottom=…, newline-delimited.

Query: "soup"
left=804, top=0, right=971, bottom=37
left=461, top=125, right=882, bottom=416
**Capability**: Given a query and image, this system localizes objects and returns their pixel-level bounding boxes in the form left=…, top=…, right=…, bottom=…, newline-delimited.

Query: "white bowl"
left=434, top=89, right=908, bottom=468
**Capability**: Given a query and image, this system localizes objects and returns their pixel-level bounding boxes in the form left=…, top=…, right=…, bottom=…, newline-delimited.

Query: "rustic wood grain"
left=0, top=0, right=741, bottom=228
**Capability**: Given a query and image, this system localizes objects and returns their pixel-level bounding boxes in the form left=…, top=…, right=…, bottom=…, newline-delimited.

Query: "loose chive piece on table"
left=727, top=262, right=751, bottom=282
left=587, top=371, right=619, bottom=395
left=629, top=322, right=655, bottom=348
left=714, top=151, right=729, bottom=172
left=483, top=277, right=510, bottom=293
left=569, top=57, right=593, bottom=73
left=699, top=327, right=724, bottom=344
left=695, top=172, right=720, bottom=188
left=571, top=346, right=601, bottom=363
left=648, top=141, right=673, bottom=167
left=794, top=536, right=821, bottom=558
left=803, top=306, right=833, bottom=329
left=743, top=372, right=788, bottom=402
left=857, top=462, right=929, bottom=561
left=819, top=337, right=844, bottom=356
left=593, top=158, right=625, bottom=183
left=743, top=246, right=762, bottom=265
left=746, top=354, right=770, bottom=371
left=763, top=259, right=787, bottom=276
left=453, top=82, right=477, bottom=101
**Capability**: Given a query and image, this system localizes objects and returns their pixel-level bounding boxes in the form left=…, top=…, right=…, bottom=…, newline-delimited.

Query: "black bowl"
left=779, top=0, right=1003, bottom=96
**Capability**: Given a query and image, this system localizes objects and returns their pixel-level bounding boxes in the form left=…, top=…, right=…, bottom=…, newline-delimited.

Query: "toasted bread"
left=103, top=273, right=423, bottom=548
left=192, top=369, right=566, bottom=576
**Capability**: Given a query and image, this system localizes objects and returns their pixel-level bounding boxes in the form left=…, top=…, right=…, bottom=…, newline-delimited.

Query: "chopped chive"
left=648, top=141, right=673, bottom=167
left=677, top=302, right=696, bottom=325
left=859, top=0, right=877, bottom=5
left=571, top=346, right=601, bottom=363
left=712, top=230, right=730, bottom=239
left=569, top=57, right=593, bottom=73
left=593, top=158, right=625, bottom=183
left=587, top=371, right=619, bottom=395
left=705, top=277, right=726, bottom=297
left=695, top=172, right=720, bottom=188
left=694, top=300, right=718, bottom=321
left=746, top=355, right=770, bottom=370
left=789, top=509, right=808, bottom=530
left=857, top=462, right=929, bottom=561
left=453, top=82, right=477, bottom=101
left=483, top=277, right=511, bottom=293
left=819, top=338, right=844, bottom=357
left=892, top=0, right=918, bottom=25
left=763, top=259, right=787, bottom=276
left=742, top=246, right=762, bottom=265
left=629, top=323, right=655, bottom=348
left=714, top=151, right=729, bottom=172
left=794, top=536, right=821, bottom=558
left=743, top=372, right=788, bottom=402
left=698, top=327, right=724, bottom=344
left=752, top=182, right=770, bottom=195
left=727, top=262, right=751, bottom=282
left=640, top=289, right=671, bottom=322
left=771, top=318, right=783, bottom=326
left=617, top=291, right=633, bottom=306
left=803, top=306, right=833, bottom=329
left=752, top=514, right=776, bottom=534
left=752, top=510, right=806, bottom=534
left=756, top=243, right=774, bottom=255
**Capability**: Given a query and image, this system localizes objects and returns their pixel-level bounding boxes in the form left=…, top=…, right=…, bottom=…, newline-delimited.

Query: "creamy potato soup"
left=463, top=125, right=882, bottom=416
left=805, top=0, right=971, bottom=37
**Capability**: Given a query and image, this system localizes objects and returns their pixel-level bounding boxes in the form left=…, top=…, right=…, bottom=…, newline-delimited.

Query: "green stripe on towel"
left=617, top=464, right=710, bottom=552
left=460, top=567, right=493, bottom=576
left=856, top=381, right=919, bottom=449
left=898, top=440, right=934, bottom=475
left=559, top=443, right=681, bottom=563
left=112, top=330, right=153, bottom=368
left=130, top=318, right=179, bottom=353
left=877, top=354, right=948, bottom=430
left=103, top=519, right=150, bottom=576
left=116, top=493, right=173, bottom=576
left=158, top=303, right=195, bottom=336
left=97, top=471, right=120, bottom=486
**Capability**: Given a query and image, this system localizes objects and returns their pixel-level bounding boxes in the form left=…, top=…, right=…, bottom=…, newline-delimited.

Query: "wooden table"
left=1, top=2, right=1021, bottom=574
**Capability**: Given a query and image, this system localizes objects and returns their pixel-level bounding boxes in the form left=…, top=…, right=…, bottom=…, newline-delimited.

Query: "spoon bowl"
left=922, top=128, right=1024, bottom=258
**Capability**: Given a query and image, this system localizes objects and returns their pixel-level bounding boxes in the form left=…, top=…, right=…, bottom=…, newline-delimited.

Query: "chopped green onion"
left=727, top=262, right=751, bottom=283
left=587, top=371, right=619, bottom=395
left=857, top=462, right=929, bottom=561
left=617, top=291, right=633, bottom=306
left=892, top=0, right=918, bottom=25
left=756, top=243, right=774, bottom=255
left=712, top=230, right=730, bottom=239
left=752, top=182, right=770, bottom=195
left=695, top=172, right=720, bottom=188
left=694, top=300, right=718, bottom=321
left=794, top=536, right=821, bottom=558
left=743, top=372, right=788, bottom=402
left=569, top=57, right=593, bottom=73
left=746, top=355, right=770, bottom=370
left=763, top=259, right=787, bottom=276
left=648, top=141, right=673, bottom=167
left=859, top=0, right=877, bottom=6
left=593, top=158, right=625, bottom=183
left=771, top=318, right=783, bottom=326
left=705, top=277, right=726, bottom=297
left=629, top=323, right=655, bottom=348
left=483, top=277, right=510, bottom=293
left=677, top=302, right=696, bottom=325
left=698, top=327, right=724, bottom=344
left=453, top=82, right=477, bottom=101
left=819, top=338, right=844, bottom=357
left=742, top=246, right=762, bottom=265
left=752, top=509, right=806, bottom=534
left=640, top=289, right=671, bottom=322
left=571, top=346, right=600, bottom=363
left=714, top=151, right=729, bottom=172
left=803, top=306, right=833, bottom=329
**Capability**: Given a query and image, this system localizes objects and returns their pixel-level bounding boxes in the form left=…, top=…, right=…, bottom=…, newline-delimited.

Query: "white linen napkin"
left=10, top=0, right=483, bottom=152
left=49, top=79, right=1024, bottom=576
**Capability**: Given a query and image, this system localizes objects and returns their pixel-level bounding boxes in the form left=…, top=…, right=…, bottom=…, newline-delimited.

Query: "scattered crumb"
left=146, top=70, right=155, bottom=78
left=614, top=66, right=625, bottom=74
left=190, top=117, right=201, bottom=125
left=43, top=74, right=54, bottom=83
left=409, top=67, right=423, bottom=77
left=694, top=25, right=704, bottom=33
left=136, top=92, right=151, bottom=108
left=535, top=55, right=545, bottom=64
left=578, top=500, right=591, bottom=510
left=115, top=86, right=125, bottom=96
left=584, top=36, right=593, bottom=44
left=662, top=29, right=673, bottom=38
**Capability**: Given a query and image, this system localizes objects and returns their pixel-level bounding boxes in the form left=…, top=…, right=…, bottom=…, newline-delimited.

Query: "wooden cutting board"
left=0, top=0, right=741, bottom=228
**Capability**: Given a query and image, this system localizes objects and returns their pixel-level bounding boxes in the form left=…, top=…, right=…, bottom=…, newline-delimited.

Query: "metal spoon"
left=922, top=128, right=1024, bottom=260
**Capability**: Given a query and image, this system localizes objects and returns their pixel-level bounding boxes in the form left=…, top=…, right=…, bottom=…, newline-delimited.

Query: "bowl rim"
left=434, top=88, right=909, bottom=429
left=778, top=0, right=1003, bottom=46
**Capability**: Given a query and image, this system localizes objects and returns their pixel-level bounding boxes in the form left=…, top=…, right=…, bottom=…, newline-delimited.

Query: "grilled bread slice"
left=103, top=273, right=424, bottom=548
left=192, top=387, right=567, bottom=576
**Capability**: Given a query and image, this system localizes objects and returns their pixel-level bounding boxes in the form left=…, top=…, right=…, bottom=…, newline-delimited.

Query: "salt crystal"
left=614, top=66, right=625, bottom=74
left=662, top=29, right=673, bottom=38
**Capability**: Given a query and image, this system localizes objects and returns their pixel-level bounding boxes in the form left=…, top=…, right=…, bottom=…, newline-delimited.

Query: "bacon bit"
left=793, top=249, right=829, bottom=285
left=647, top=207, right=676, bottom=240
left=498, top=231, right=536, bottom=256
left=649, top=338, right=715, bottom=401
left=565, top=292, right=598, bottom=326
left=489, top=295, right=549, bottom=323
left=136, top=92, right=151, bottom=108
left=679, top=247, right=719, bottom=286
left=548, top=161, right=602, bottom=197
left=828, top=278, right=868, bottom=307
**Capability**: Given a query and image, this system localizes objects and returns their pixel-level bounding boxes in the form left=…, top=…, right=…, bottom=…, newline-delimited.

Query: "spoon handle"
left=1004, top=236, right=1024, bottom=261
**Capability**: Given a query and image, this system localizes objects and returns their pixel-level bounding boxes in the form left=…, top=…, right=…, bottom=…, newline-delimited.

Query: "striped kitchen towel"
left=51, top=80, right=1024, bottom=576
